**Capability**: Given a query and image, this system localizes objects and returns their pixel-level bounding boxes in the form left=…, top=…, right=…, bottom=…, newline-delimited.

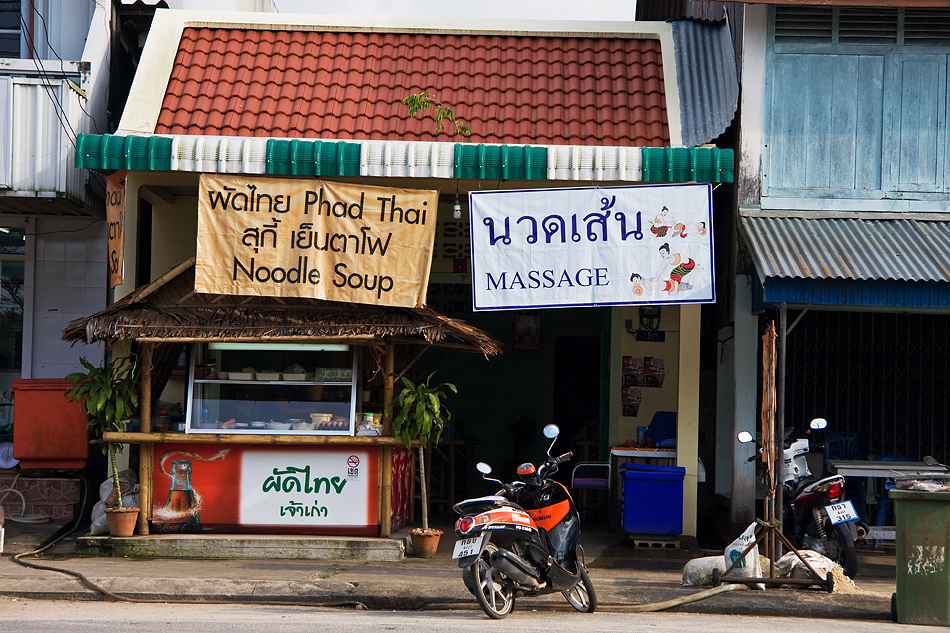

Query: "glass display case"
left=185, top=342, right=358, bottom=435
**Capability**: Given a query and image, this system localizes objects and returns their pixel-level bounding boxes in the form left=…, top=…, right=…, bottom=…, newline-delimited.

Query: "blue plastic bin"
left=621, top=463, right=685, bottom=534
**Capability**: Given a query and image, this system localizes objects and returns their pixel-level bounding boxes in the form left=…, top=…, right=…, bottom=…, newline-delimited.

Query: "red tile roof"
left=156, top=28, right=669, bottom=146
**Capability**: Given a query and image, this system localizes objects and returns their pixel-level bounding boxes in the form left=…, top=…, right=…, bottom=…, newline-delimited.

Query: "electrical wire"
left=26, top=0, right=104, bottom=134
left=12, top=0, right=78, bottom=146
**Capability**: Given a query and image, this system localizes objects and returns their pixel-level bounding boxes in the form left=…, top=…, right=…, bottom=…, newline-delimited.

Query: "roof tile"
left=156, top=29, right=669, bottom=146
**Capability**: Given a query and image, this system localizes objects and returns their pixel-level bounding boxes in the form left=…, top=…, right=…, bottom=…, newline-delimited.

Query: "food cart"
left=62, top=258, right=501, bottom=537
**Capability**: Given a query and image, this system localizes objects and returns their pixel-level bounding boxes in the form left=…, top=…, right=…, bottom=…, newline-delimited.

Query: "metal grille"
left=426, top=282, right=473, bottom=315
left=434, top=220, right=470, bottom=261
left=783, top=311, right=950, bottom=463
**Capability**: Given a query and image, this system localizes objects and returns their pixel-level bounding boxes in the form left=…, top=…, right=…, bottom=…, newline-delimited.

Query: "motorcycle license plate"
left=452, top=533, right=486, bottom=559
left=826, top=500, right=859, bottom=525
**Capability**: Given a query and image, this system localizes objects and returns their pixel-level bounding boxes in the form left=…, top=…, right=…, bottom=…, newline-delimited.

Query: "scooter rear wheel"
left=562, top=565, right=597, bottom=613
left=833, top=528, right=858, bottom=579
left=470, top=542, right=516, bottom=619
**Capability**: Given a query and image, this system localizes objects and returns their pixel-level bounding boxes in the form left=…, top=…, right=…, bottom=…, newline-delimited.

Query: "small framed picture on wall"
left=513, top=314, right=541, bottom=350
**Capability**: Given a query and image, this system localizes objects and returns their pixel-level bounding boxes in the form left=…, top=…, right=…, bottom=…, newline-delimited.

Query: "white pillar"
left=677, top=304, right=701, bottom=537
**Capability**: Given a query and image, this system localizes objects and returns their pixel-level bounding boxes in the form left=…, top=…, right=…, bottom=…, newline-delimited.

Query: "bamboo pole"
left=380, top=446, right=393, bottom=537
left=104, top=432, right=413, bottom=445
left=137, top=343, right=153, bottom=535
left=383, top=343, right=395, bottom=435
left=380, top=342, right=396, bottom=536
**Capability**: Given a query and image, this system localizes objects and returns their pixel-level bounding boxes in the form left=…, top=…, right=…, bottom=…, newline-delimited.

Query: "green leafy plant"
left=402, top=92, right=473, bottom=141
left=386, top=371, right=456, bottom=531
left=65, top=355, right=140, bottom=509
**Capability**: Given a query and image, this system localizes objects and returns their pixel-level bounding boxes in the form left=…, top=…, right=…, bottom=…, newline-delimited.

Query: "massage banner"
left=196, top=175, right=438, bottom=307
left=470, top=183, right=715, bottom=310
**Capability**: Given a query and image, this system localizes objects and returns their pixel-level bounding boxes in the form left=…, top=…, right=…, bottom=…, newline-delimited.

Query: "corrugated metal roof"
left=74, top=133, right=736, bottom=183
left=671, top=19, right=739, bottom=146
left=741, top=215, right=950, bottom=284
left=637, top=0, right=727, bottom=23
left=155, top=28, right=670, bottom=147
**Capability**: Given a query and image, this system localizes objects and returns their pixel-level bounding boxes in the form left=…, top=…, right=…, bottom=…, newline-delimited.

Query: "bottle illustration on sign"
left=155, top=459, right=201, bottom=533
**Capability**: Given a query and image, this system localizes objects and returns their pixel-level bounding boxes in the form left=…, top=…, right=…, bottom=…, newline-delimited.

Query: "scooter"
left=739, top=418, right=864, bottom=578
left=451, top=423, right=596, bottom=619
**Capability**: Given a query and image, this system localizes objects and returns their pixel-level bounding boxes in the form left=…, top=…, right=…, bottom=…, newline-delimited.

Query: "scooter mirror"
left=476, top=462, right=492, bottom=475
left=810, top=417, right=828, bottom=430
left=737, top=431, right=755, bottom=444
left=543, top=424, right=560, bottom=439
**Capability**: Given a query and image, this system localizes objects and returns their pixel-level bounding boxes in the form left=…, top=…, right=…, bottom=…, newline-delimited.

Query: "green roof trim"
left=642, top=146, right=734, bottom=183
left=75, top=133, right=172, bottom=171
left=266, top=139, right=361, bottom=177
left=73, top=134, right=734, bottom=184
left=454, top=144, right=548, bottom=180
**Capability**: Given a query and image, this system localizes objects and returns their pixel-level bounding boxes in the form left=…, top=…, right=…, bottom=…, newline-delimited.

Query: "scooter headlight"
left=457, top=516, right=475, bottom=534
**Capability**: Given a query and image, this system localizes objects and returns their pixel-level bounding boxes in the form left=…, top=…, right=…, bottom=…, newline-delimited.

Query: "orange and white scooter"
left=451, top=424, right=596, bottom=619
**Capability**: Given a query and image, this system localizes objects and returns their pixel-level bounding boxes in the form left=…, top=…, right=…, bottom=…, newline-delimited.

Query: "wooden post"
left=380, top=446, right=393, bottom=537
left=137, top=343, right=153, bottom=535
left=382, top=343, right=395, bottom=435
left=380, top=342, right=396, bottom=536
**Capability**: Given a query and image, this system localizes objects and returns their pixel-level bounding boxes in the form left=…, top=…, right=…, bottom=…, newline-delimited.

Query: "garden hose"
left=608, top=582, right=750, bottom=612
left=0, top=473, right=50, bottom=523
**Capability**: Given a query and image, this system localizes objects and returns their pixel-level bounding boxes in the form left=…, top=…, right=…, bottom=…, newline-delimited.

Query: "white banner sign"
left=239, top=450, right=370, bottom=526
left=470, top=184, right=715, bottom=310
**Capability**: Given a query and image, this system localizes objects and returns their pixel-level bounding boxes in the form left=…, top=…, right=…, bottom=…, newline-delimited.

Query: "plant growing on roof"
left=386, top=371, right=456, bottom=534
left=65, top=355, right=140, bottom=510
left=402, top=92, right=474, bottom=141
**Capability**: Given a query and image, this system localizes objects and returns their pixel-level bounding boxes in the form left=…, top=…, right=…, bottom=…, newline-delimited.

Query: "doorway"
left=553, top=336, right=602, bottom=458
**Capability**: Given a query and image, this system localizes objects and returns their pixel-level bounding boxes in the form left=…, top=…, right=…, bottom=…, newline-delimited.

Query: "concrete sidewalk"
left=0, top=518, right=897, bottom=621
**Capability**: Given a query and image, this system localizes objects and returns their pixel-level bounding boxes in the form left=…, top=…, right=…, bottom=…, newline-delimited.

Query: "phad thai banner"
left=470, top=183, right=715, bottom=310
left=196, top=175, right=438, bottom=308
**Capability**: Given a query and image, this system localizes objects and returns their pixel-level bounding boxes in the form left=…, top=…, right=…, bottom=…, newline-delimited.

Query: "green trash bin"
left=892, top=489, right=950, bottom=625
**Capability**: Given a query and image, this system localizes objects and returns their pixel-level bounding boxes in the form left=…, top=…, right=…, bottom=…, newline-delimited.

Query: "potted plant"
left=65, top=354, right=140, bottom=536
left=387, top=371, right=456, bottom=557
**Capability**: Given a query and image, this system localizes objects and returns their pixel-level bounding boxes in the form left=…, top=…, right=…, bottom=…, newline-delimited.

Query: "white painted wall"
left=29, top=217, right=106, bottom=377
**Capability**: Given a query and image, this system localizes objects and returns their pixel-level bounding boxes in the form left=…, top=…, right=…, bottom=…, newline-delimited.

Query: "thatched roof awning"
left=63, top=258, right=502, bottom=357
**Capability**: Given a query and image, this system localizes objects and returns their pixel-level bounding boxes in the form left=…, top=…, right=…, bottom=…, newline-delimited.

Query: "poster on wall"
left=621, top=386, right=642, bottom=417
left=151, top=444, right=379, bottom=534
left=621, top=356, right=666, bottom=417
left=470, top=183, right=714, bottom=311
left=196, top=175, right=438, bottom=308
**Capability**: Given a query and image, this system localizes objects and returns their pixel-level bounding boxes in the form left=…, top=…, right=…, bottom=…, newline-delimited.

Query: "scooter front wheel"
left=562, top=565, right=597, bottom=613
left=470, top=542, right=516, bottom=619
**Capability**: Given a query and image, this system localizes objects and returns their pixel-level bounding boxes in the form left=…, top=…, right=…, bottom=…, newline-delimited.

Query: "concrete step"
left=75, top=533, right=405, bottom=561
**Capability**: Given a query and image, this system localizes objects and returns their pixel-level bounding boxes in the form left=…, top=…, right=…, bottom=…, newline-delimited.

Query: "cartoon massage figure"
left=630, top=242, right=700, bottom=296
left=658, top=242, right=697, bottom=292
left=630, top=272, right=655, bottom=296
left=673, top=221, right=707, bottom=238
left=649, top=206, right=671, bottom=237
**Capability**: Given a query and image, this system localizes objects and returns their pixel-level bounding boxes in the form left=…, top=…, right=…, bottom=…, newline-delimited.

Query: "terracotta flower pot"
left=409, top=528, right=442, bottom=558
left=105, top=507, right=140, bottom=537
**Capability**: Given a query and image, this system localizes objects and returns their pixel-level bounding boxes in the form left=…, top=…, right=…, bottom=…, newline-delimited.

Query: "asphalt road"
left=0, top=598, right=938, bottom=632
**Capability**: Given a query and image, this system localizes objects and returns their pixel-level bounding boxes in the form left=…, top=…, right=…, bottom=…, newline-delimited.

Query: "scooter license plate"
left=826, top=500, right=859, bottom=524
left=452, top=533, right=486, bottom=559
